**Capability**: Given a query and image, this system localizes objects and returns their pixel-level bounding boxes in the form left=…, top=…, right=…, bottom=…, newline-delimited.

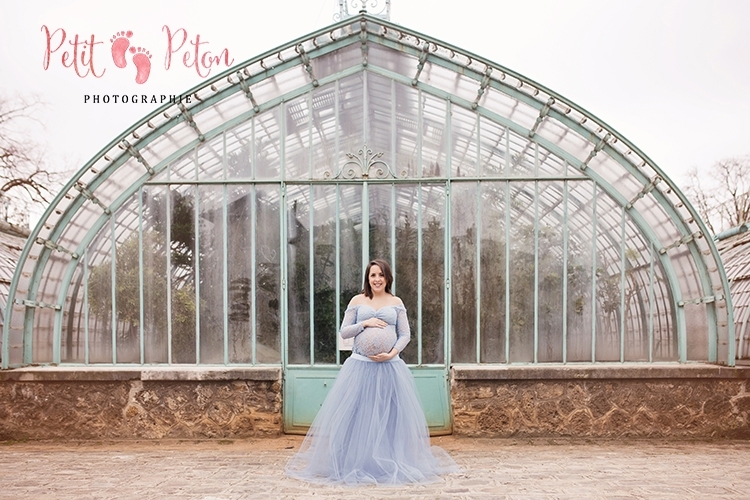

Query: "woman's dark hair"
left=362, top=259, right=393, bottom=298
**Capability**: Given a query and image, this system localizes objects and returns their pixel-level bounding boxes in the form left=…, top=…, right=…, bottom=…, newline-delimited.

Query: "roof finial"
left=336, top=0, right=391, bottom=21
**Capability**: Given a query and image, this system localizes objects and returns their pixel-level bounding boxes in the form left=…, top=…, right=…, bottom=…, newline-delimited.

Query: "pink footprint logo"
left=129, top=47, right=152, bottom=84
left=109, top=30, right=133, bottom=68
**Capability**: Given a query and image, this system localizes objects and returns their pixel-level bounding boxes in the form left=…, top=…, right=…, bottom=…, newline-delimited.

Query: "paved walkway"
left=0, top=436, right=748, bottom=499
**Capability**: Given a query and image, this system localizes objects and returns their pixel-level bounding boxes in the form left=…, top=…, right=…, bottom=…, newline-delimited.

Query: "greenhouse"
left=0, top=6, right=736, bottom=435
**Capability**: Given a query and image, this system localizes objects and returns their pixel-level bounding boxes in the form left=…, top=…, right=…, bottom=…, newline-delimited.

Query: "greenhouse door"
left=282, top=180, right=452, bottom=435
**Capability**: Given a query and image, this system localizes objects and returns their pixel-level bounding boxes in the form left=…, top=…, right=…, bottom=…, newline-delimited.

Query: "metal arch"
left=360, top=26, right=730, bottom=363
left=3, top=36, right=366, bottom=366
left=43, top=68, right=685, bottom=368
left=4, top=13, right=733, bottom=366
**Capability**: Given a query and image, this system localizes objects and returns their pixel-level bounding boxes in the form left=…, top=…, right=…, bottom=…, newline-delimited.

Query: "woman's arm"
left=392, top=306, right=411, bottom=353
left=339, top=306, right=364, bottom=339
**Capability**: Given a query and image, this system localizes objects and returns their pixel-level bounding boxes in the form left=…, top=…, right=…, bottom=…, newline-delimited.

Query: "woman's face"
left=368, top=265, right=386, bottom=295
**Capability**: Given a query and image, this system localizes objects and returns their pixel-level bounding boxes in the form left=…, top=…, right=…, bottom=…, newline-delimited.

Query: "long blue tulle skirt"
left=285, top=354, right=459, bottom=486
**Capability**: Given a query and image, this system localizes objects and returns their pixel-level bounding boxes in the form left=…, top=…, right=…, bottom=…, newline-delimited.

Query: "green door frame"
left=282, top=178, right=453, bottom=435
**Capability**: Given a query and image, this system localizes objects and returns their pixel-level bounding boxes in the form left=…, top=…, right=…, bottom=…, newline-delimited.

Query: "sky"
left=1, top=0, right=749, bottom=214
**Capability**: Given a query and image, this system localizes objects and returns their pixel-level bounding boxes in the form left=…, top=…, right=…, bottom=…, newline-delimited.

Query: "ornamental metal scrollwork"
left=335, top=0, right=391, bottom=21
left=325, top=144, right=397, bottom=179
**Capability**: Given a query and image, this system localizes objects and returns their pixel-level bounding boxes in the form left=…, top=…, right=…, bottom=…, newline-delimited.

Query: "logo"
left=42, top=26, right=234, bottom=85
left=109, top=30, right=151, bottom=84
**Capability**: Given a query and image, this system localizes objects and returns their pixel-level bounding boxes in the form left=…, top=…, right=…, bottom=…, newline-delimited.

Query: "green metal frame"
left=2, top=13, right=734, bottom=370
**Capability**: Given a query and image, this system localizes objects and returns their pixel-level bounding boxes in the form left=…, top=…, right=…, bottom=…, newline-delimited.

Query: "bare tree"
left=683, top=155, right=750, bottom=236
left=0, top=94, right=66, bottom=225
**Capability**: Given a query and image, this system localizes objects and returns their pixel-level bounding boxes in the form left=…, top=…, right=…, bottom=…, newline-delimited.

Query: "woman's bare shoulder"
left=390, top=295, right=405, bottom=307
left=348, top=294, right=367, bottom=306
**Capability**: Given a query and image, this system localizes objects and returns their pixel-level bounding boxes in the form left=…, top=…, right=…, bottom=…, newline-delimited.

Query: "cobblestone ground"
left=1, top=436, right=748, bottom=499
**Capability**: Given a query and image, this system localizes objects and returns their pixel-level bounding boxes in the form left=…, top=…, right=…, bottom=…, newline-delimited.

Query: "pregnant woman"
left=286, top=259, right=458, bottom=486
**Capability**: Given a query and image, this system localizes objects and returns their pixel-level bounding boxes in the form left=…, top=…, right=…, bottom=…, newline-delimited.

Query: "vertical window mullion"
left=475, top=115, right=481, bottom=364
left=390, top=184, right=396, bottom=293
left=534, top=181, right=540, bottom=364
left=475, top=181, right=481, bottom=364
left=562, top=180, right=569, bottom=364
left=222, top=132, right=229, bottom=365
left=335, top=184, right=341, bottom=366
left=280, top=102, right=288, bottom=367
left=195, top=183, right=201, bottom=365
left=620, top=208, right=626, bottom=362
left=444, top=101, right=452, bottom=367
left=138, top=186, right=145, bottom=365
left=251, top=185, right=258, bottom=365
left=504, top=180, right=511, bottom=363
left=417, top=185, right=423, bottom=366
left=280, top=181, right=288, bottom=367
left=591, top=183, right=598, bottom=362
left=649, top=242, right=655, bottom=363
left=334, top=81, right=341, bottom=366
left=222, top=184, right=229, bottom=365
left=110, top=216, right=117, bottom=364
left=391, top=80, right=397, bottom=292
left=84, top=251, right=90, bottom=365
left=251, top=119, right=258, bottom=365
left=166, top=187, right=172, bottom=364
left=309, top=185, right=315, bottom=365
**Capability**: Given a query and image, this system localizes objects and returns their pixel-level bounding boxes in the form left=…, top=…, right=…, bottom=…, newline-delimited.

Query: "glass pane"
left=420, top=184, right=445, bottom=364
left=226, top=121, right=253, bottom=179
left=652, top=256, right=677, bottom=361
left=395, top=184, right=418, bottom=365
left=255, top=110, right=282, bottom=180
left=31, top=308, right=55, bottom=364
left=198, top=185, right=225, bottom=364
left=87, top=224, right=113, bottom=363
left=394, top=82, right=418, bottom=178
left=61, top=263, right=86, bottom=363
left=197, top=132, right=225, bottom=180
left=338, top=74, right=365, bottom=159
left=479, top=117, right=505, bottom=177
left=338, top=184, right=363, bottom=332
left=537, top=181, right=564, bottom=362
left=171, top=148, right=197, bottom=181
left=369, top=184, right=393, bottom=263
left=480, top=181, right=506, bottom=363
left=508, top=131, right=535, bottom=177
left=421, top=94, right=447, bottom=178
left=285, top=94, right=312, bottom=180
left=537, top=145, right=565, bottom=177
left=170, top=186, right=197, bottom=363
left=114, top=196, right=140, bottom=364
left=227, top=185, right=252, bottom=363
left=566, top=181, right=595, bottom=362
left=142, top=187, right=168, bottom=363
left=451, top=181, right=477, bottom=363
left=255, top=185, right=282, bottom=364
left=595, top=195, right=624, bottom=362
left=508, top=182, right=535, bottom=363
left=624, top=257, right=651, bottom=362
left=313, top=185, right=337, bottom=364
left=287, top=184, right=311, bottom=364
left=451, top=105, right=478, bottom=178
left=365, top=74, right=393, bottom=169
left=311, top=83, right=338, bottom=179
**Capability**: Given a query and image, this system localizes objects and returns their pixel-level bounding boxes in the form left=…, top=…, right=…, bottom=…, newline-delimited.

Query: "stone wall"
left=451, top=365, right=750, bottom=438
left=0, top=367, right=282, bottom=441
left=4, top=364, right=750, bottom=440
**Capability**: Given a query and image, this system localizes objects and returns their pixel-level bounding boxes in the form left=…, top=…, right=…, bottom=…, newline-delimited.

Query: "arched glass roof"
left=1, top=13, right=734, bottom=367
left=716, top=225, right=750, bottom=360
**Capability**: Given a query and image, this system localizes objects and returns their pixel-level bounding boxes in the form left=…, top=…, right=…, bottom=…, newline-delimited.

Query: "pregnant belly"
left=354, top=326, right=397, bottom=356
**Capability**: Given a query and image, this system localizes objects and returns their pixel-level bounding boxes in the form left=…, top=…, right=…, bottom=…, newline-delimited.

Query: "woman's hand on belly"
left=362, top=317, right=387, bottom=328
left=369, top=348, right=398, bottom=362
